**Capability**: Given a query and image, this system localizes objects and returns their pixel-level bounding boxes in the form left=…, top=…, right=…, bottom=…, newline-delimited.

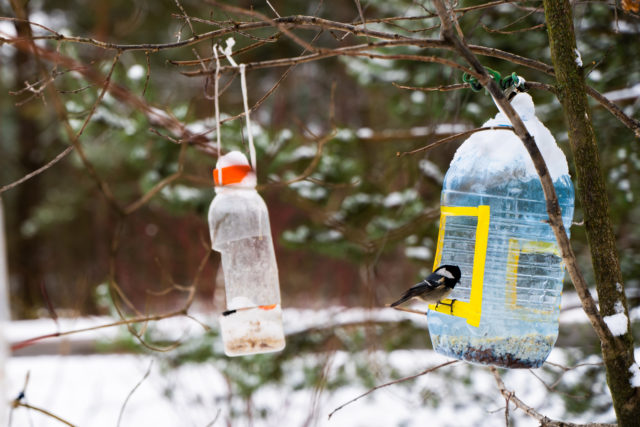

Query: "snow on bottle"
left=208, top=151, right=285, bottom=356
left=427, top=93, right=575, bottom=368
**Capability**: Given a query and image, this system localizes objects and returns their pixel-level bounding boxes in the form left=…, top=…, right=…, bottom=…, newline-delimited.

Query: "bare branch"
left=65, top=51, right=123, bottom=212
left=11, top=372, right=77, bottom=426
left=0, top=146, right=74, bottom=194
left=490, top=367, right=615, bottom=427
left=12, top=402, right=76, bottom=427
left=397, top=126, right=515, bottom=157
left=117, top=361, right=154, bottom=427
left=328, top=360, right=459, bottom=419
left=393, top=81, right=470, bottom=92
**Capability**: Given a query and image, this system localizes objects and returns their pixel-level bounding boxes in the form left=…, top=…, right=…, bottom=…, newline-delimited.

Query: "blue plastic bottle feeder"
left=427, top=94, right=575, bottom=369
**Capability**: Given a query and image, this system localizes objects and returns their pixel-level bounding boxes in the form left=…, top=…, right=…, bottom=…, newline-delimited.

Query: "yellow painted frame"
left=429, top=205, right=490, bottom=327
left=506, top=239, right=561, bottom=316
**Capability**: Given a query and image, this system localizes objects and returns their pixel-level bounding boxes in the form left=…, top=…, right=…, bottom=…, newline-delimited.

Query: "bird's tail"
left=390, top=294, right=412, bottom=307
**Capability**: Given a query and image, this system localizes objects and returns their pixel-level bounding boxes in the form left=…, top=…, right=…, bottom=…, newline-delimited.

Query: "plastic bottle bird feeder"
left=208, top=151, right=285, bottom=357
left=427, top=93, right=575, bottom=368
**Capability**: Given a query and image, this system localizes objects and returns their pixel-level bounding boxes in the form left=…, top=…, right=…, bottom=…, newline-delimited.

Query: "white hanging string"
left=213, top=44, right=223, bottom=185
left=217, top=39, right=257, bottom=174
left=239, top=64, right=257, bottom=174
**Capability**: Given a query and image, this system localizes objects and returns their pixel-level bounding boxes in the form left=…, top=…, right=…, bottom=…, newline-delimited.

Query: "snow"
left=434, top=123, right=469, bottom=134
left=603, top=313, right=628, bottom=337
left=411, top=91, right=426, bottom=103
left=604, top=83, right=640, bottom=102
left=384, top=192, right=405, bottom=207
left=629, top=363, right=640, bottom=388
left=282, top=225, right=310, bottom=243
left=419, top=159, right=444, bottom=183
left=383, top=190, right=417, bottom=208
left=290, top=180, right=328, bottom=200
left=449, top=93, right=569, bottom=182
left=289, top=145, right=317, bottom=161
left=3, top=307, right=622, bottom=426
left=127, top=64, right=145, bottom=80
left=614, top=300, right=625, bottom=314
left=0, top=21, right=17, bottom=38
left=316, top=229, right=343, bottom=242
left=161, top=185, right=202, bottom=202
left=574, top=49, right=583, bottom=67
left=405, top=246, right=432, bottom=260
left=356, top=127, right=374, bottom=139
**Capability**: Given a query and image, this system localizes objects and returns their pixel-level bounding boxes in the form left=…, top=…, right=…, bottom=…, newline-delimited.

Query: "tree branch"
left=328, top=360, right=458, bottom=419
left=490, top=367, right=615, bottom=427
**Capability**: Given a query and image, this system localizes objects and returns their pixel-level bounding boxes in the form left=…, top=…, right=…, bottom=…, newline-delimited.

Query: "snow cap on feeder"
left=450, top=93, right=568, bottom=183
left=426, top=92, right=575, bottom=369
left=213, top=151, right=256, bottom=188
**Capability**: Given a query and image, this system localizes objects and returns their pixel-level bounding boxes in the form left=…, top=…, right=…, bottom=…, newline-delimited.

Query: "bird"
left=390, top=265, right=462, bottom=310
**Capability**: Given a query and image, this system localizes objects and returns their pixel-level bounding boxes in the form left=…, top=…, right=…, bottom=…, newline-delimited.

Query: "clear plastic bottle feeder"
left=427, top=93, right=575, bottom=368
left=208, top=151, right=285, bottom=357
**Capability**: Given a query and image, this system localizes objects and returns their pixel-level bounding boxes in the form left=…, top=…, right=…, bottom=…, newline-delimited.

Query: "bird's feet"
left=435, top=299, right=457, bottom=314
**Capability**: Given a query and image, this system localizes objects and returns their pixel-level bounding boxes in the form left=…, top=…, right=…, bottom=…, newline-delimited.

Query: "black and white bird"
left=390, top=265, right=461, bottom=308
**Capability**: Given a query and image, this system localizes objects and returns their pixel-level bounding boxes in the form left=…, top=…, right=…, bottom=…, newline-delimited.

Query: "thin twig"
left=207, top=1, right=318, bottom=54
left=10, top=310, right=182, bottom=351
left=117, top=361, right=154, bottom=427
left=6, top=12, right=637, bottom=134
left=142, top=50, right=151, bottom=97
left=268, top=130, right=336, bottom=187
left=173, top=0, right=195, bottom=35
left=490, top=367, right=615, bottom=427
left=0, top=146, right=74, bottom=194
left=396, top=126, right=515, bottom=157
left=12, top=402, right=76, bottom=427
left=64, top=51, right=124, bottom=212
left=387, top=304, right=428, bottom=316
left=481, top=22, right=545, bottom=34
left=328, top=360, right=458, bottom=419
left=393, top=81, right=470, bottom=92
left=124, top=140, right=188, bottom=214
left=11, top=372, right=76, bottom=427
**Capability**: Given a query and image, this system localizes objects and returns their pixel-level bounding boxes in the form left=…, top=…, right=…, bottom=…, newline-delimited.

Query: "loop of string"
left=213, top=44, right=223, bottom=185
left=213, top=39, right=257, bottom=175
left=239, top=64, right=257, bottom=174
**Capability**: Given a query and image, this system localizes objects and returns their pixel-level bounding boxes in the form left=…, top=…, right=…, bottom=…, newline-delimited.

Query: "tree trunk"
left=543, top=1, right=640, bottom=424
left=10, top=0, right=46, bottom=318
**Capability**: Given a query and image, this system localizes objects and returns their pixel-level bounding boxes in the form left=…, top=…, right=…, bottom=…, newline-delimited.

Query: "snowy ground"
left=3, top=299, right=627, bottom=427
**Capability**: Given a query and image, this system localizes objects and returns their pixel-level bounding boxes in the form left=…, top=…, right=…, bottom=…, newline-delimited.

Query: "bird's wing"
left=414, top=276, right=444, bottom=290
left=390, top=278, right=443, bottom=307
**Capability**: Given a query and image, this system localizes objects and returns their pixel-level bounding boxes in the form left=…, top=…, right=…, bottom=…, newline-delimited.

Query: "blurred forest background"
left=1, top=0, right=639, bottom=425
left=2, top=0, right=637, bottom=319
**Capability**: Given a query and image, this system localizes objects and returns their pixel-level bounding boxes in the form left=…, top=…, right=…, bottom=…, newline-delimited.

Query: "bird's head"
left=434, top=265, right=461, bottom=288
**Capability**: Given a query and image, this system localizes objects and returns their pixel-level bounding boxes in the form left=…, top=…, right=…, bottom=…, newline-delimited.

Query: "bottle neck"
left=215, top=185, right=258, bottom=195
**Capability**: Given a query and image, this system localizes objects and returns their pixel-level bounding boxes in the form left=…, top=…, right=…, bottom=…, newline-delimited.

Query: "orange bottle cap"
left=213, top=165, right=253, bottom=186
